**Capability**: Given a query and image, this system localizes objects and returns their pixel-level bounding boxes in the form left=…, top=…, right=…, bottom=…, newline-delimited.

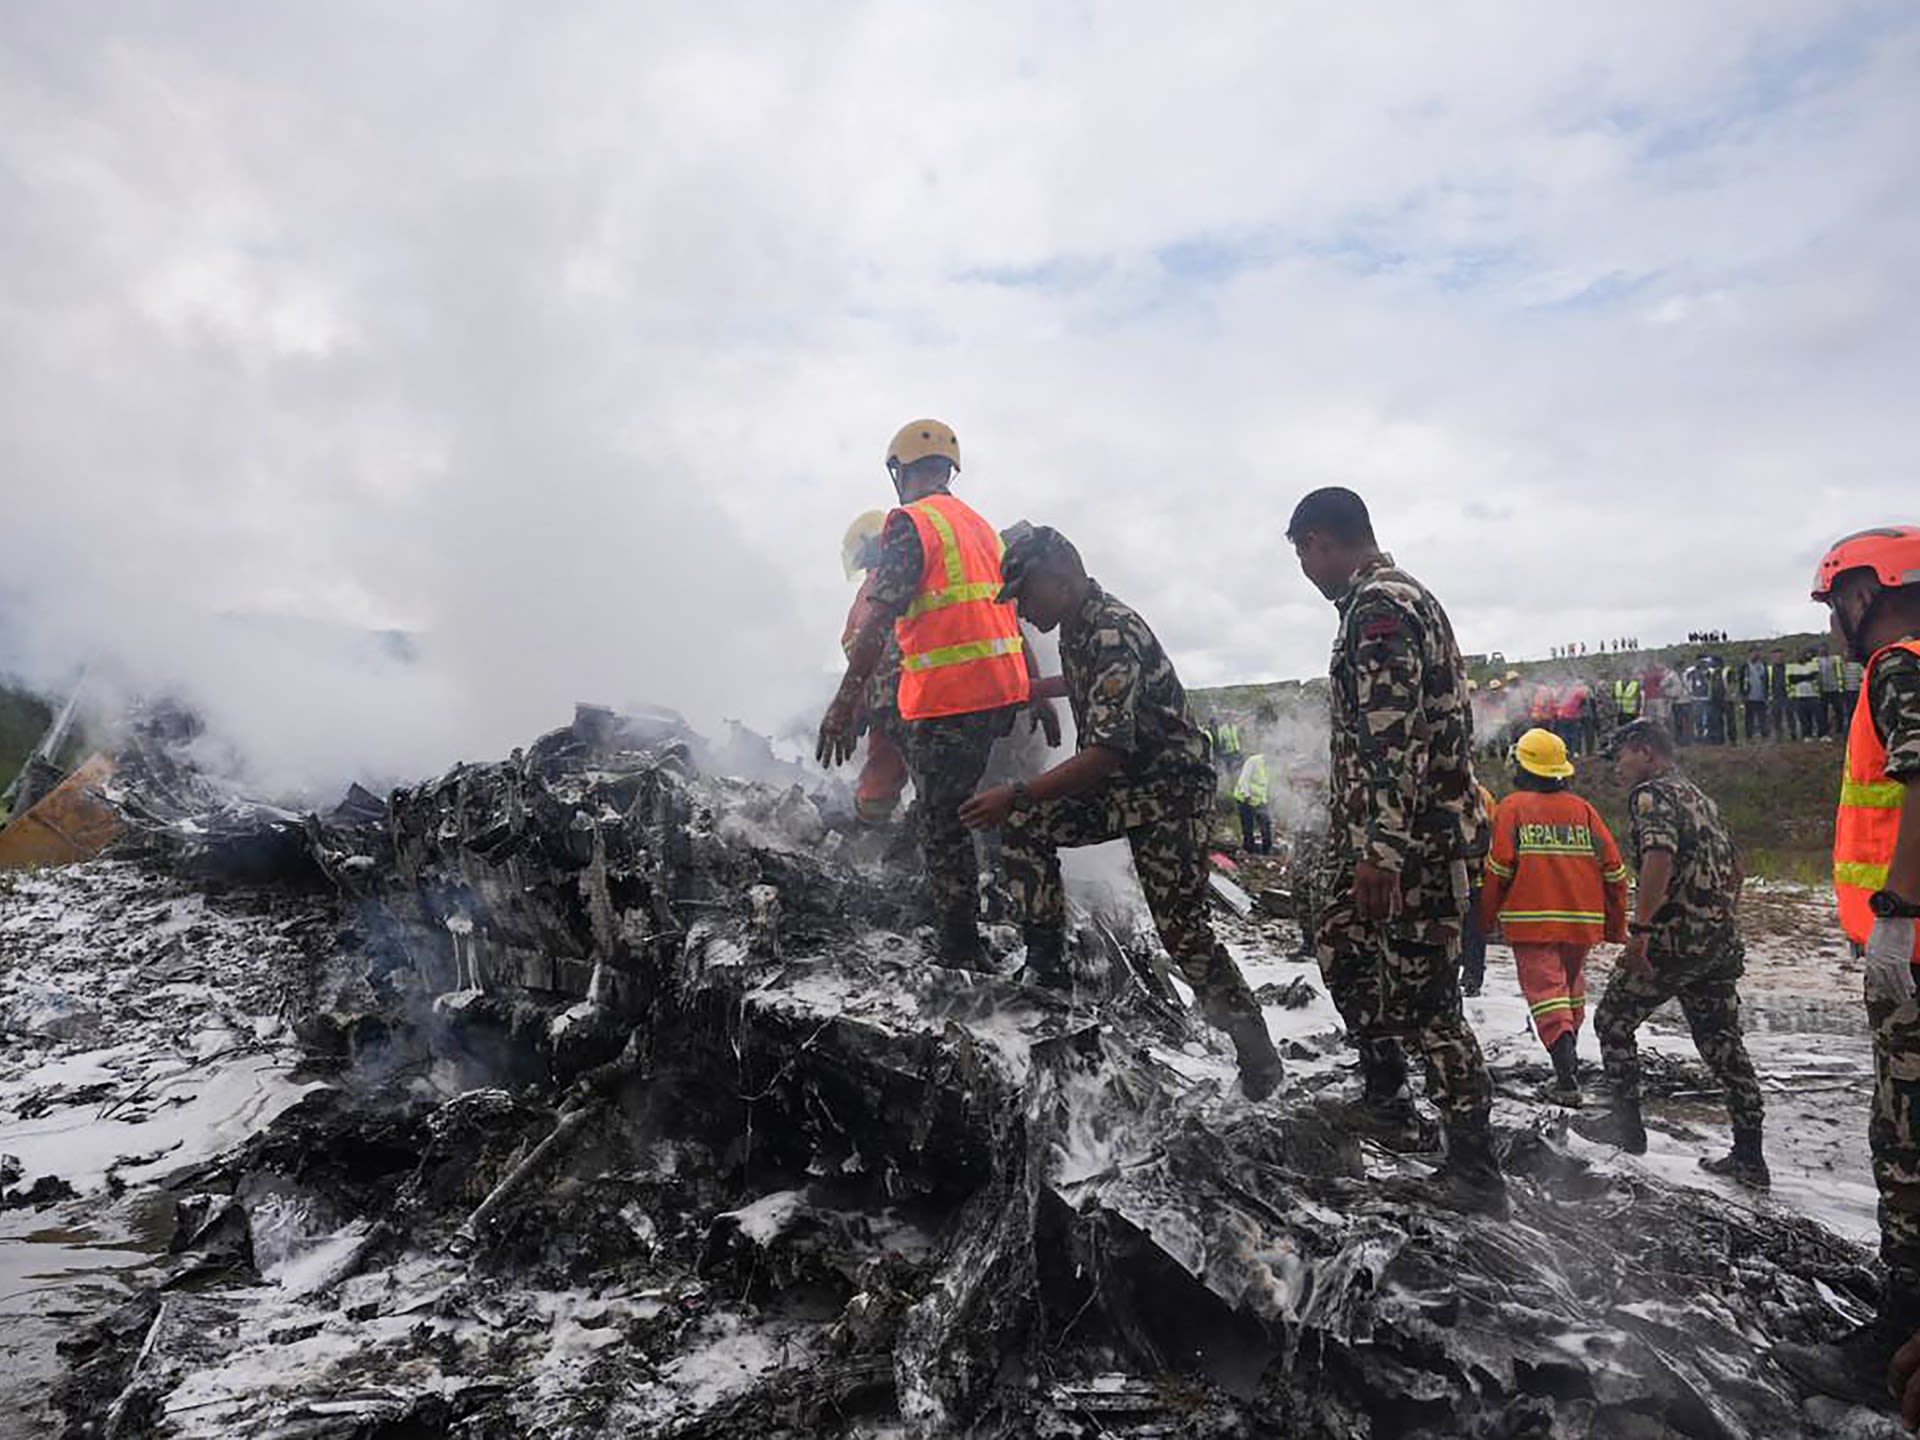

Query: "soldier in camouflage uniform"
left=1574, top=719, right=1768, bottom=1188
left=1778, top=529, right=1920, bottom=1413
left=958, top=524, right=1283, bottom=1100
left=1286, top=487, right=1505, bottom=1211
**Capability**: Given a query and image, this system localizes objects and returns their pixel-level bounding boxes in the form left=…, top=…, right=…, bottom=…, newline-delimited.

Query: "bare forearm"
left=1634, top=850, right=1674, bottom=925
left=1030, top=675, right=1070, bottom=701
left=1028, top=746, right=1122, bottom=804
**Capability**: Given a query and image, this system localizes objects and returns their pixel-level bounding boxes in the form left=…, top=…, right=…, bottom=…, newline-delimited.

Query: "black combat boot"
left=1698, top=1125, right=1770, bottom=1190
left=1773, top=1289, right=1920, bottom=1412
left=1544, top=1034, right=1583, bottom=1108
left=934, top=913, right=993, bottom=974
left=1573, top=1096, right=1648, bottom=1155
left=1221, top=1008, right=1284, bottom=1102
left=1349, top=1042, right=1439, bottom=1152
left=1198, top=949, right=1283, bottom=1101
left=1015, top=925, right=1071, bottom=991
left=1438, top=1111, right=1512, bottom=1218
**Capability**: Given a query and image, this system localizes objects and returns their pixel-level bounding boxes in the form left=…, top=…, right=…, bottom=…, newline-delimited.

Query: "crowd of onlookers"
left=1472, top=646, right=1864, bottom=757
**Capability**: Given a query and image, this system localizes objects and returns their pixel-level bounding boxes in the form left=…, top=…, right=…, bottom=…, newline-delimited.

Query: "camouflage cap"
left=997, top=522, right=1070, bottom=604
left=1604, top=717, right=1674, bottom=758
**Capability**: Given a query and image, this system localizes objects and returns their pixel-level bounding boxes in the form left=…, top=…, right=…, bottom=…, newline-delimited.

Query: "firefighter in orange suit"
left=1781, top=526, right=1920, bottom=1416
left=817, top=420, right=1059, bottom=970
left=1481, top=728, right=1627, bottom=1106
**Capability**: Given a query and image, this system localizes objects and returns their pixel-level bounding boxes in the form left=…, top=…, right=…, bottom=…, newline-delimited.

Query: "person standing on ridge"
left=958, top=524, right=1283, bottom=1099
left=1778, top=527, right=1920, bottom=1415
left=1481, top=728, right=1627, bottom=1107
left=1287, top=486, right=1507, bottom=1214
left=1575, top=719, right=1768, bottom=1188
left=817, top=420, right=1059, bottom=970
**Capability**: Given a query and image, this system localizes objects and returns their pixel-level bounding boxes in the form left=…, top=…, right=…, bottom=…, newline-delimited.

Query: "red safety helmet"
left=1811, top=526, right=1920, bottom=602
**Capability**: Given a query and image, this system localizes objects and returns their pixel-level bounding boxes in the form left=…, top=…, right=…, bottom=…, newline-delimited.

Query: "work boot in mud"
left=1773, top=1302, right=1920, bottom=1412
left=1698, top=1126, right=1770, bottom=1190
left=1438, top=1113, right=1511, bottom=1219
left=1543, top=1034, right=1583, bottom=1108
left=1572, top=1098, right=1648, bottom=1156
left=1015, top=924, right=1071, bottom=992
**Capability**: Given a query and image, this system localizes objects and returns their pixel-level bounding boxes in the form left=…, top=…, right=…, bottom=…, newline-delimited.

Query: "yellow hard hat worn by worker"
left=1511, top=726, right=1575, bottom=779
left=886, top=419, right=961, bottom=476
left=841, top=510, right=889, bottom=580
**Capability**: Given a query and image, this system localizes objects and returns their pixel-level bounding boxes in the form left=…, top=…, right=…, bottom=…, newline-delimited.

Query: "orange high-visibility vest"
left=1531, top=684, right=1557, bottom=721
left=1556, top=684, right=1588, bottom=722
left=893, top=495, right=1030, bottom=721
left=1834, top=637, right=1920, bottom=955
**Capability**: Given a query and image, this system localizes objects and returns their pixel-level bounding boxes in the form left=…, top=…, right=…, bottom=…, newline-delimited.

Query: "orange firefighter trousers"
left=1512, top=942, right=1590, bottom=1051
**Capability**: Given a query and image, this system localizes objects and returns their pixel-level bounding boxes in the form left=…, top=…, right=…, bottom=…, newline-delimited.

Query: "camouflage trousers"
left=1867, top=989, right=1920, bottom=1288
left=1001, top=776, right=1261, bottom=1022
left=1315, top=871, right=1493, bottom=1123
left=1593, top=938, right=1764, bottom=1133
left=903, top=708, right=1013, bottom=937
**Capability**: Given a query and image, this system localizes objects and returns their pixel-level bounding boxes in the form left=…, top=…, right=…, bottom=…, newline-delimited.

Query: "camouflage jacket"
left=1060, top=581, right=1215, bottom=804
left=1627, top=768, right=1742, bottom=965
left=1325, top=554, right=1487, bottom=883
left=1868, top=639, right=1920, bottom=783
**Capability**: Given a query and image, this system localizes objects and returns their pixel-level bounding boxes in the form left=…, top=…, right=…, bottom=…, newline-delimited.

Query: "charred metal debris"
left=39, top=706, right=1889, bottom=1438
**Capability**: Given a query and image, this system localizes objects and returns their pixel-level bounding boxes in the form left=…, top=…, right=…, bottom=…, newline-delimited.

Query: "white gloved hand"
left=1865, top=917, right=1918, bottom=1007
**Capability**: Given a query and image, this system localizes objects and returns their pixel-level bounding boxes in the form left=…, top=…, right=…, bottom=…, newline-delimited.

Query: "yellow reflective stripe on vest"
left=1499, top=909, right=1605, bottom=924
left=1835, top=860, right=1891, bottom=890
left=899, top=635, right=1026, bottom=673
left=1841, top=777, right=1906, bottom=808
left=904, top=580, right=1004, bottom=619
left=917, top=502, right=968, bottom=593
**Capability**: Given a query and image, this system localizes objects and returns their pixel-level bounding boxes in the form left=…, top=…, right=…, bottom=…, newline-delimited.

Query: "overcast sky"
left=2, top=2, right=1915, bottom=789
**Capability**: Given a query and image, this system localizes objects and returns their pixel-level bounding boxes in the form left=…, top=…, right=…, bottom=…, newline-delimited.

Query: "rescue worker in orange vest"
left=1531, top=680, right=1559, bottom=728
left=1481, top=728, right=1627, bottom=1106
left=839, top=511, right=910, bottom=826
left=1778, top=526, right=1920, bottom=1416
left=1554, top=680, right=1588, bottom=757
left=817, top=421, right=1060, bottom=970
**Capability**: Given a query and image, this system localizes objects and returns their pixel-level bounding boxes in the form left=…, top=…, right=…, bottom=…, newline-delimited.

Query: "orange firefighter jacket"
left=893, top=495, right=1031, bottom=721
left=1482, top=789, right=1629, bottom=944
left=1835, top=637, right=1920, bottom=955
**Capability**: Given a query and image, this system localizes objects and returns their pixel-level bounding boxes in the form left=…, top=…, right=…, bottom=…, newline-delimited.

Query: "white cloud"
left=0, top=1, right=1914, bottom=789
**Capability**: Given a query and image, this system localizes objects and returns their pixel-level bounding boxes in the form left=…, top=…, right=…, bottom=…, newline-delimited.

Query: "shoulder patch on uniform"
left=1632, top=790, right=1657, bottom=816
left=1360, top=616, right=1404, bottom=641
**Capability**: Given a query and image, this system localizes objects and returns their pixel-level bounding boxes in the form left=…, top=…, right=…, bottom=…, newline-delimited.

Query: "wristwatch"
left=1010, top=781, right=1034, bottom=814
left=1869, top=889, right=1920, bottom=919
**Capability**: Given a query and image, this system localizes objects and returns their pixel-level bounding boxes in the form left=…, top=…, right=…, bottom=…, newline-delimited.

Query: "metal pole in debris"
left=447, top=1103, right=600, bottom=1258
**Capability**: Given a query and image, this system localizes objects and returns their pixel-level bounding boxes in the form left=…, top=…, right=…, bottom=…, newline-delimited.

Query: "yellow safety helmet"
left=886, top=419, right=961, bottom=475
left=1511, top=726, right=1575, bottom=780
left=841, top=510, right=889, bottom=580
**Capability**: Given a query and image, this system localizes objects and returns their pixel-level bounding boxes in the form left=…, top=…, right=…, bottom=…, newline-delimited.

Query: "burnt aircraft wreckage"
left=3, top=704, right=1901, bottom=1437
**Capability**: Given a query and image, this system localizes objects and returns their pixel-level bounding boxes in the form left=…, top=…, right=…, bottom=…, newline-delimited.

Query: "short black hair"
left=1286, top=487, right=1375, bottom=545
